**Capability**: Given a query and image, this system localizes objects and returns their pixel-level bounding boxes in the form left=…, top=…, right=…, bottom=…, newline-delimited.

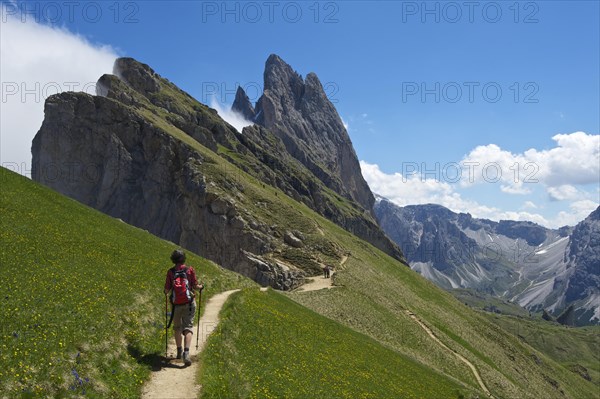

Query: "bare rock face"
left=113, top=57, right=161, bottom=94
left=564, top=207, right=600, bottom=304
left=32, top=91, right=304, bottom=290
left=284, top=231, right=304, bottom=248
left=231, top=86, right=256, bottom=121
left=248, top=54, right=374, bottom=213
left=231, top=55, right=405, bottom=262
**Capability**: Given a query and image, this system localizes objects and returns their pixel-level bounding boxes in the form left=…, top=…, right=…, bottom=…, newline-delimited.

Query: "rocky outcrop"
left=496, top=220, right=548, bottom=246
left=564, top=207, right=600, bottom=306
left=113, top=57, right=161, bottom=94
left=244, top=251, right=303, bottom=290
left=232, top=86, right=256, bottom=121
left=374, top=196, right=600, bottom=325
left=32, top=91, right=303, bottom=290
left=236, top=54, right=374, bottom=213
left=231, top=55, right=405, bottom=262
left=284, top=231, right=304, bottom=248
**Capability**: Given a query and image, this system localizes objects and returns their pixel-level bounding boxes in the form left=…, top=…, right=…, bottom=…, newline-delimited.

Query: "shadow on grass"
left=127, top=344, right=188, bottom=371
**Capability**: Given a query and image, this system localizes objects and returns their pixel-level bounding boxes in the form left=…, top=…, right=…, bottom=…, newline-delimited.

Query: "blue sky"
left=1, top=0, right=599, bottom=227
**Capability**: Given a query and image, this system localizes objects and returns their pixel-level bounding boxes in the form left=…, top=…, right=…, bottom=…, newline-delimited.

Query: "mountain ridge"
left=234, top=54, right=375, bottom=214
left=374, top=196, right=599, bottom=325
left=32, top=56, right=405, bottom=290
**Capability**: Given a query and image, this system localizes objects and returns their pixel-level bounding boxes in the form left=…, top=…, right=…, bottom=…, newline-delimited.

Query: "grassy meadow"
left=0, top=167, right=253, bottom=398
left=200, top=289, right=477, bottom=399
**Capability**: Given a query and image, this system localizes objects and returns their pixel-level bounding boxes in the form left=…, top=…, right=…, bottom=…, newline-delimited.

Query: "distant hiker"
left=164, top=249, right=203, bottom=366
left=323, top=265, right=331, bottom=278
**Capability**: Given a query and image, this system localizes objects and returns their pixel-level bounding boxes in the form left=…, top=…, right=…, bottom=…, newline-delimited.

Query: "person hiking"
left=323, top=265, right=331, bottom=278
left=164, top=249, right=203, bottom=366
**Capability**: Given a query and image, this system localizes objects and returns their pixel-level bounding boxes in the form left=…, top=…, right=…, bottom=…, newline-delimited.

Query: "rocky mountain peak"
left=564, top=205, right=600, bottom=305
left=232, top=86, right=256, bottom=121
left=302, top=72, right=331, bottom=108
left=263, top=54, right=304, bottom=98
left=496, top=220, right=548, bottom=246
left=252, top=54, right=375, bottom=212
left=113, top=57, right=161, bottom=95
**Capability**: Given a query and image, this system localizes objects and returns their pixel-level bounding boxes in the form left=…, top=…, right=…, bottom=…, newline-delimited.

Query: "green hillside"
left=485, top=313, right=600, bottom=385
left=449, top=288, right=532, bottom=318
left=0, top=168, right=254, bottom=398
left=2, top=160, right=598, bottom=399
left=287, top=242, right=600, bottom=398
left=200, top=289, right=476, bottom=398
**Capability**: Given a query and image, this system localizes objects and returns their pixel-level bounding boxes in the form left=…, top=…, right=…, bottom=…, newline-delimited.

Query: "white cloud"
left=553, top=200, right=599, bottom=227
left=460, top=132, right=600, bottom=195
left=209, top=98, right=254, bottom=133
left=526, top=132, right=600, bottom=187
left=359, top=160, right=454, bottom=207
left=500, top=184, right=531, bottom=195
left=522, top=201, right=538, bottom=209
left=1, top=6, right=118, bottom=174
left=361, top=160, right=505, bottom=219
left=547, top=184, right=581, bottom=201
left=361, top=160, right=598, bottom=228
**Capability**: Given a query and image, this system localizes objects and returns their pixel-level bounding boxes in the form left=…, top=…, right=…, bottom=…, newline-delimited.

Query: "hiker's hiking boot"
left=183, top=350, right=191, bottom=366
left=176, top=348, right=183, bottom=359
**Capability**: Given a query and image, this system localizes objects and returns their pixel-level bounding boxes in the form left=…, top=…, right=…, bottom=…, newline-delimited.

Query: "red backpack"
left=170, top=266, right=193, bottom=305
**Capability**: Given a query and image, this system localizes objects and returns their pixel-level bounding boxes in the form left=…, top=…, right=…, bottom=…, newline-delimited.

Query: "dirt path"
left=406, top=310, right=494, bottom=398
left=141, top=289, right=240, bottom=399
left=296, top=254, right=349, bottom=292
left=296, top=275, right=336, bottom=292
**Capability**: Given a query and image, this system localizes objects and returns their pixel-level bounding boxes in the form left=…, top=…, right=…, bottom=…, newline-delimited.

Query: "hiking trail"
left=296, top=254, right=349, bottom=292
left=406, top=310, right=495, bottom=398
left=141, top=289, right=240, bottom=399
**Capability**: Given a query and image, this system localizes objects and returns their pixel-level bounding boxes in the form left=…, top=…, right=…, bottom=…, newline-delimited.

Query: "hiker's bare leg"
left=184, top=330, right=193, bottom=348
left=175, top=331, right=183, bottom=347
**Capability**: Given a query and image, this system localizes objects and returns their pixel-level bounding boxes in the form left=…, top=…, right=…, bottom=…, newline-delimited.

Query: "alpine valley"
left=375, top=196, right=600, bottom=326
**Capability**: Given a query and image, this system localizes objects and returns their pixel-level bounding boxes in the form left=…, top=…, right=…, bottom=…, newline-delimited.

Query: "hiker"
left=323, top=265, right=331, bottom=278
left=164, top=249, right=203, bottom=366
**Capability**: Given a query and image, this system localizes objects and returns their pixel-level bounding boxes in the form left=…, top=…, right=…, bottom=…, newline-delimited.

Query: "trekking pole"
left=165, top=294, right=168, bottom=357
left=196, top=286, right=202, bottom=350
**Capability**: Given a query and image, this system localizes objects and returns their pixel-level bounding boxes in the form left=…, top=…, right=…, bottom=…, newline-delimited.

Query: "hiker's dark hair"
left=170, top=249, right=186, bottom=264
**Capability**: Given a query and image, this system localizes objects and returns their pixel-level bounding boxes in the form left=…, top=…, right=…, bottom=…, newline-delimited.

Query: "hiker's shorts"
left=173, top=301, right=196, bottom=334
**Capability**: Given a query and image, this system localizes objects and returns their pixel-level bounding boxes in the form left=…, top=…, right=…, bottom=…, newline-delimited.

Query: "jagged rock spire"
left=253, top=54, right=375, bottom=212
left=232, top=86, right=256, bottom=121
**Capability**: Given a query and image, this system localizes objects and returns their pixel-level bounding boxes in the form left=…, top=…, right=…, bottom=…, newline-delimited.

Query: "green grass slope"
left=485, top=313, right=600, bottom=385
left=288, top=244, right=600, bottom=398
left=0, top=167, right=254, bottom=398
left=450, top=288, right=532, bottom=318
left=200, top=289, right=477, bottom=399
